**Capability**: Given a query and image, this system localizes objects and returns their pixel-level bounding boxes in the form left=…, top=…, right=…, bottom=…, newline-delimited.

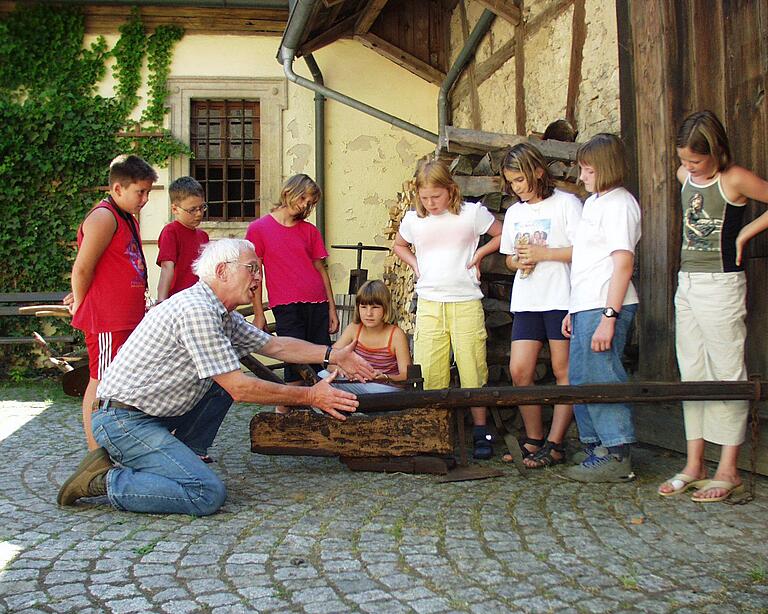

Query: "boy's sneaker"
left=562, top=447, right=635, bottom=483
left=570, top=442, right=598, bottom=465
left=472, top=426, right=493, bottom=460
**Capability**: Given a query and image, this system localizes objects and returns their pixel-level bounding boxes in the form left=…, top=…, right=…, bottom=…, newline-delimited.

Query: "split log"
left=445, top=126, right=580, bottom=161
left=454, top=175, right=501, bottom=197
left=449, top=155, right=475, bottom=176
left=250, top=406, right=454, bottom=457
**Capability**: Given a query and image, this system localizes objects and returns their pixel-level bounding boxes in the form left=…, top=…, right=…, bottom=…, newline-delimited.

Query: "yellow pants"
left=414, top=298, right=488, bottom=390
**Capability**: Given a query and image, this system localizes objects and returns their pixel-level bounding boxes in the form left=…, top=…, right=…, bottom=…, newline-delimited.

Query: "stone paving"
left=1, top=382, right=767, bottom=613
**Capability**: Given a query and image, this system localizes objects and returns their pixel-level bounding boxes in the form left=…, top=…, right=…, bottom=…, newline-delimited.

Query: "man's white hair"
left=193, top=238, right=255, bottom=283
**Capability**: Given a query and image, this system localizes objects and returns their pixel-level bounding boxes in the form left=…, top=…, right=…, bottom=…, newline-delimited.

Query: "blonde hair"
left=577, top=133, right=627, bottom=193
left=414, top=159, right=462, bottom=217
left=676, top=110, right=732, bottom=171
left=273, top=174, right=321, bottom=220
left=353, top=280, right=394, bottom=324
left=501, top=142, right=555, bottom=202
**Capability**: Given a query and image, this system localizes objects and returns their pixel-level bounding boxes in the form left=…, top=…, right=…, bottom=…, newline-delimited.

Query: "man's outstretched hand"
left=308, top=370, right=358, bottom=421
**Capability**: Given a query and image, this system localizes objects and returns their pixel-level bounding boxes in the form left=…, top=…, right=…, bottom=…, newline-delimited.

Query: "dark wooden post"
left=621, top=0, right=680, bottom=381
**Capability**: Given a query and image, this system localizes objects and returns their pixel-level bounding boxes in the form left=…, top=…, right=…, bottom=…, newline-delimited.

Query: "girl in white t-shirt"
left=394, top=160, right=502, bottom=459
left=561, top=134, right=642, bottom=483
left=500, top=143, right=582, bottom=468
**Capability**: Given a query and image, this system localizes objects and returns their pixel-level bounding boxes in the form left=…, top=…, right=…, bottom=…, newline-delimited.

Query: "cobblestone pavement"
left=1, top=384, right=767, bottom=614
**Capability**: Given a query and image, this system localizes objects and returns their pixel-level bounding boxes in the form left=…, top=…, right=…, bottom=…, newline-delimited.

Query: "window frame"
left=167, top=77, right=287, bottom=234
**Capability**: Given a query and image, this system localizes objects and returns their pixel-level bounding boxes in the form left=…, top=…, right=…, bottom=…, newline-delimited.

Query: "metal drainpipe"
left=438, top=9, right=496, bottom=152
left=304, top=54, right=326, bottom=238
left=279, top=0, right=438, bottom=144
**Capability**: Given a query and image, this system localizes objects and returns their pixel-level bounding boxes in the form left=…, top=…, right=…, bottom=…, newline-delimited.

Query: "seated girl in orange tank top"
left=333, top=280, right=411, bottom=382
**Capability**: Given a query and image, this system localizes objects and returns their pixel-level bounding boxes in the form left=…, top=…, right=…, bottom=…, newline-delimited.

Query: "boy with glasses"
left=156, top=176, right=210, bottom=302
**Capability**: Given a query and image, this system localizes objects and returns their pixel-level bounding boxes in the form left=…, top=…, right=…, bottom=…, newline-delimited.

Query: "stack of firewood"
left=384, top=128, right=584, bottom=384
left=382, top=180, right=418, bottom=335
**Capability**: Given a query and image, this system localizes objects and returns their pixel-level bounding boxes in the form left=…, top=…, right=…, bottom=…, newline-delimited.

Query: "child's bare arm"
left=332, top=323, right=356, bottom=349
left=394, top=233, right=420, bottom=278
left=516, top=244, right=573, bottom=264
left=70, top=208, right=117, bottom=315
left=591, top=250, right=634, bottom=352
left=728, top=166, right=768, bottom=265
left=468, top=220, right=502, bottom=272
left=313, top=258, right=339, bottom=334
left=156, top=261, right=175, bottom=302
left=388, top=326, right=412, bottom=382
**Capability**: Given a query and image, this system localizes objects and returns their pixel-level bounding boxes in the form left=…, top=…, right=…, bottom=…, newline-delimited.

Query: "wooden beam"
left=514, top=8, right=526, bottom=134
left=353, top=380, right=768, bottom=413
left=445, top=126, right=580, bottom=160
left=355, top=32, right=447, bottom=85
left=297, top=10, right=360, bottom=57
left=474, top=0, right=521, bottom=25
left=355, top=0, right=390, bottom=34
left=0, top=4, right=290, bottom=36
left=565, top=0, right=586, bottom=128
left=627, top=0, right=680, bottom=381
left=458, top=0, right=482, bottom=130
left=451, top=0, right=573, bottom=103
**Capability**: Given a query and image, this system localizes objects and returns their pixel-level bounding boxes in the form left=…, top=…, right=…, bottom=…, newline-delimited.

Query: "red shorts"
left=84, top=329, right=133, bottom=380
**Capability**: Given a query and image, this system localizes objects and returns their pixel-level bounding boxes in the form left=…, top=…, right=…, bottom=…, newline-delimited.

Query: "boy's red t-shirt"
left=156, top=220, right=210, bottom=296
left=72, top=198, right=147, bottom=333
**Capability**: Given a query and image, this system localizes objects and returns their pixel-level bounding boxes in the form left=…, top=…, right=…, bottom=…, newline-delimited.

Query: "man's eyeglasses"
left=178, top=203, right=208, bottom=215
left=226, top=262, right=259, bottom=275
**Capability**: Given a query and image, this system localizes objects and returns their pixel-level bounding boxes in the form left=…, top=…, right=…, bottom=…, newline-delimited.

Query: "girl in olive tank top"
left=658, top=111, right=768, bottom=502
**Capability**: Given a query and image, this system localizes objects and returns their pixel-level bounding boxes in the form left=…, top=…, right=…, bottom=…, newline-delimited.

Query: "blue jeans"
left=92, top=383, right=233, bottom=515
left=568, top=305, right=637, bottom=447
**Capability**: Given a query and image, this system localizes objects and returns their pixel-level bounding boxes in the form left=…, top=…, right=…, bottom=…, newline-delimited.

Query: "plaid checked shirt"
left=98, top=281, right=271, bottom=417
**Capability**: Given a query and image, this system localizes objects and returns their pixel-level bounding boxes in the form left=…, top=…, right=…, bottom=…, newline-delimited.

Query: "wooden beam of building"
left=355, top=32, right=447, bottom=85
left=565, top=0, right=586, bottom=128
left=445, top=125, right=580, bottom=160
left=474, top=0, right=521, bottom=26
left=452, top=0, right=574, bottom=102
left=297, top=10, right=361, bottom=57
left=13, top=4, right=290, bottom=36
left=627, top=0, right=680, bottom=381
left=459, top=0, right=482, bottom=130
left=355, top=0, right=390, bottom=34
left=353, top=380, right=768, bottom=412
left=514, top=7, right=526, bottom=134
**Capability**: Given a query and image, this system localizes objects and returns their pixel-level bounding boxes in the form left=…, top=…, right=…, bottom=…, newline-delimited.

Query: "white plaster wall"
left=449, top=0, right=620, bottom=139
left=87, top=33, right=437, bottom=297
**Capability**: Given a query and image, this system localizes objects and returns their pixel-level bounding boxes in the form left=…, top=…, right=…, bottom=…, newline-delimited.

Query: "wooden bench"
left=0, top=292, right=75, bottom=346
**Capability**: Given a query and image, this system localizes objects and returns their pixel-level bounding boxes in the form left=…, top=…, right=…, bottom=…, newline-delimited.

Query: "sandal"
left=199, top=455, right=215, bottom=464
left=523, top=440, right=566, bottom=469
left=502, top=437, right=545, bottom=463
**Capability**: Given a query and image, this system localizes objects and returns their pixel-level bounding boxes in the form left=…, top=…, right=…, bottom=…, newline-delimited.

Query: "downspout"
left=437, top=9, right=496, bottom=151
left=304, top=54, right=326, bottom=238
left=278, top=0, right=438, bottom=144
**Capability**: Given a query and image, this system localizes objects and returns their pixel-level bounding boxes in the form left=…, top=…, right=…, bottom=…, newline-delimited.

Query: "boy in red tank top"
left=70, top=154, right=158, bottom=450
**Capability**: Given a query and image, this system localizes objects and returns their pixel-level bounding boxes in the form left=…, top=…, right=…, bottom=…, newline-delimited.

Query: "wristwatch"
left=602, top=307, right=620, bottom=318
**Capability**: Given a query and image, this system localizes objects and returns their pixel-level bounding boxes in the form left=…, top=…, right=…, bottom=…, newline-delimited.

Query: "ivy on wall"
left=0, top=4, right=187, bottom=371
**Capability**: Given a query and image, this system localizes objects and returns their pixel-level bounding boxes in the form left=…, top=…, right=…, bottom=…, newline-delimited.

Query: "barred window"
left=190, top=100, right=260, bottom=221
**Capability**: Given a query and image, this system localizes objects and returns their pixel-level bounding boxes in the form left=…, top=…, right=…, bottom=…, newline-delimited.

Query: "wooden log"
left=454, top=175, right=501, bottom=196
left=353, top=380, right=768, bottom=412
left=449, top=155, right=476, bottom=176
left=250, top=407, right=454, bottom=458
left=445, top=126, right=580, bottom=161
left=481, top=192, right=504, bottom=212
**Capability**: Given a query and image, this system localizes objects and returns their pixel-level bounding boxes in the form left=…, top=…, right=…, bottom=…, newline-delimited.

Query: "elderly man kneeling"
left=58, top=238, right=375, bottom=515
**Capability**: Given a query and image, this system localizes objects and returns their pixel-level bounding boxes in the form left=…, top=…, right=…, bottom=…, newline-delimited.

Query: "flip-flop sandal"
left=690, top=480, right=744, bottom=503
left=523, top=440, right=566, bottom=469
left=199, top=455, right=215, bottom=464
left=657, top=473, right=709, bottom=497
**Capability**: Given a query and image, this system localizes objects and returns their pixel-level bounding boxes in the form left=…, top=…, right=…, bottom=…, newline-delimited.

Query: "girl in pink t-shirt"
left=245, top=175, right=338, bottom=408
